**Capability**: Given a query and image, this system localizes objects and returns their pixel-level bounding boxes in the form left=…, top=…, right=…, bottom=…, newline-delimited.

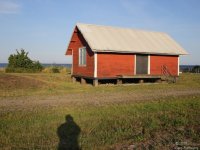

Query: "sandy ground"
left=0, top=88, right=200, bottom=111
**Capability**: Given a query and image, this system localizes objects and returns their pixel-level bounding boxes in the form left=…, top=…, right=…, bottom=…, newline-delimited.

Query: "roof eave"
left=93, top=49, right=189, bottom=55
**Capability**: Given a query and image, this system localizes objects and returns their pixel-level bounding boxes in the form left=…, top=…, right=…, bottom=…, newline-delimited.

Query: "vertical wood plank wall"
left=150, top=55, right=178, bottom=76
left=67, top=27, right=94, bottom=77
left=97, top=53, right=135, bottom=78
left=66, top=28, right=179, bottom=78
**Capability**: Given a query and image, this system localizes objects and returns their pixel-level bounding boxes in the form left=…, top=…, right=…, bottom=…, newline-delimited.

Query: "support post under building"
left=93, top=79, right=98, bottom=87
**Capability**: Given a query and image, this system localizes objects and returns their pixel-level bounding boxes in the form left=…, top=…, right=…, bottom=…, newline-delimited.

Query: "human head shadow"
left=57, top=114, right=81, bottom=150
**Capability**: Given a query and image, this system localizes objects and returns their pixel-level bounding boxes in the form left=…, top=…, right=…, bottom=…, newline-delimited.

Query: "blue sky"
left=0, top=0, right=200, bottom=64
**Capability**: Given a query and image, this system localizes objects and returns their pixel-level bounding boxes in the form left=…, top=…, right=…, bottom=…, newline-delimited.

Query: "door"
left=136, top=55, right=148, bottom=74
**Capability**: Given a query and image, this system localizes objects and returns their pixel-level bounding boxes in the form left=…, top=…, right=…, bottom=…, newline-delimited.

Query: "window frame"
left=78, top=47, right=86, bottom=66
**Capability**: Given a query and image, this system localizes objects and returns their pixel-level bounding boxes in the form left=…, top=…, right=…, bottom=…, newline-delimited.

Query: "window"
left=79, top=47, right=86, bottom=66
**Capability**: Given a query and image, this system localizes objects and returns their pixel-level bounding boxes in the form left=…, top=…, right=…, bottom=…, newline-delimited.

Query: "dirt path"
left=0, top=88, right=200, bottom=111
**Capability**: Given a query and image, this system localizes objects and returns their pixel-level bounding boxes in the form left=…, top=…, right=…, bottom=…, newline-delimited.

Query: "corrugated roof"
left=76, top=23, right=188, bottom=55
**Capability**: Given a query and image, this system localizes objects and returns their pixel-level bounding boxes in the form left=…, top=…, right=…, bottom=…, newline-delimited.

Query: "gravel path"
left=0, top=88, right=200, bottom=111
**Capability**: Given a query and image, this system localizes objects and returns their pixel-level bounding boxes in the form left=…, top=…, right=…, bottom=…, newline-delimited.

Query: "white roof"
left=76, top=23, right=188, bottom=55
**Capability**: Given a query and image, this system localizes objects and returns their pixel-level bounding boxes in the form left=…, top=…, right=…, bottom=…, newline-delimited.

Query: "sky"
left=0, top=0, right=200, bottom=65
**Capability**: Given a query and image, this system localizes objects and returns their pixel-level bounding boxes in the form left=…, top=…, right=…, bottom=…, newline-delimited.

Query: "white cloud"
left=0, top=0, right=21, bottom=14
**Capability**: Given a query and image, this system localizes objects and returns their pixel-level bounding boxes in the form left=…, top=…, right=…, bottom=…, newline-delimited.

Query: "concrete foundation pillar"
left=93, top=79, right=98, bottom=87
left=117, top=79, right=122, bottom=84
left=139, top=79, right=144, bottom=83
left=81, top=78, right=86, bottom=84
left=72, top=76, right=76, bottom=83
left=173, top=77, right=177, bottom=83
left=156, top=79, right=162, bottom=83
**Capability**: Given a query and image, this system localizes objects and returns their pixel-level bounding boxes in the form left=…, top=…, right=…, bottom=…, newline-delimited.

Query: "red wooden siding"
left=67, top=27, right=94, bottom=77
left=150, top=55, right=178, bottom=76
left=97, top=53, right=135, bottom=78
left=66, top=48, right=72, bottom=55
left=66, top=27, right=179, bottom=78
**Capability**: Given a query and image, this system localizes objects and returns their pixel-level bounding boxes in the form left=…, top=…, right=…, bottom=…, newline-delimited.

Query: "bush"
left=51, top=66, right=60, bottom=73
left=6, top=49, right=43, bottom=73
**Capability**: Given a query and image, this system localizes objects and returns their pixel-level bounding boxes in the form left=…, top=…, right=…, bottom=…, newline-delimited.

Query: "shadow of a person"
left=57, top=115, right=81, bottom=150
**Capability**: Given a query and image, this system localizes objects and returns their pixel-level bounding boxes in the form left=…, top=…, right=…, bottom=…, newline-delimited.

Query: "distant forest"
left=180, top=65, right=200, bottom=73
left=0, top=63, right=199, bottom=73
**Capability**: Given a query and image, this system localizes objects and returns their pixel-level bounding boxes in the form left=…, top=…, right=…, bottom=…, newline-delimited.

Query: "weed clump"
left=42, top=66, right=70, bottom=73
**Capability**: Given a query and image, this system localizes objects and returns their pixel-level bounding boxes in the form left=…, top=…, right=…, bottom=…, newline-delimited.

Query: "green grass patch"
left=0, top=73, right=200, bottom=97
left=0, top=96, right=199, bottom=149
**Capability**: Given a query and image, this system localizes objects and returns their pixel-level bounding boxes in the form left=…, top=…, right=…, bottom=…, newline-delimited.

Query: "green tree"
left=6, top=49, right=43, bottom=73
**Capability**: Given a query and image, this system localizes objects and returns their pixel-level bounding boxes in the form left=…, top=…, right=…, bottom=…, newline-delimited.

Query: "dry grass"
left=42, top=66, right=71, bottom=73
left=0, top=72, right=200, bottom=97
left=0, top=68, right=5, bottom=73
left=0, top=74, right=46, bottom=89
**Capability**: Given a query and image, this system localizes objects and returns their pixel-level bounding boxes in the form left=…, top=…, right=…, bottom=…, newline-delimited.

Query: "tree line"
left=182, top=66, right=200, bottom=73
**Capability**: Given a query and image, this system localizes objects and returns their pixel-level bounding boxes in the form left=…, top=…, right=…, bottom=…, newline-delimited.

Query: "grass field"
left=0, top=72, right=200, bottom=149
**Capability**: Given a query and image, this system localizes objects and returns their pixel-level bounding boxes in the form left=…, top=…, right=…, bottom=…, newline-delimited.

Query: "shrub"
left=6, top=49, right=43, bottom=73
left=51, top=66, right=60, bottom=73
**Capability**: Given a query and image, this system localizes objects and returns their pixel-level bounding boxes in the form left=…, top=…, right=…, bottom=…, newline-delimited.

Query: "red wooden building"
left=66, top=23, right=188, bottom=86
